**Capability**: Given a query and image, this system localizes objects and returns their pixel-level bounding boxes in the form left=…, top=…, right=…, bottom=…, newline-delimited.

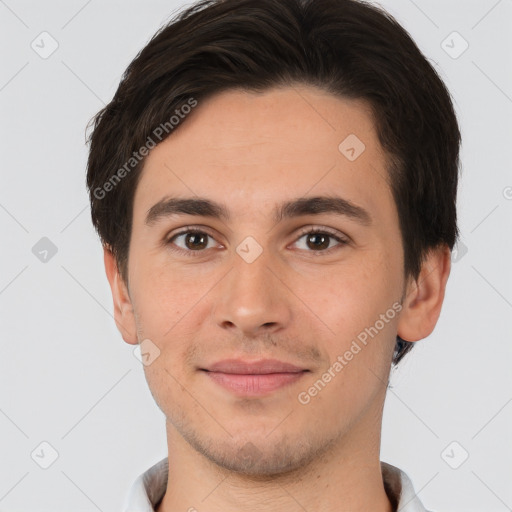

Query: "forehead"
left=133, top=85, right=392, bottom=223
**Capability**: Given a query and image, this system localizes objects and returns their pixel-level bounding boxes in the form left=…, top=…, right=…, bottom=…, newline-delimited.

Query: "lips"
left=202, top=358, right=306, bottom=374
left=200, top=358, right=308, bottom=396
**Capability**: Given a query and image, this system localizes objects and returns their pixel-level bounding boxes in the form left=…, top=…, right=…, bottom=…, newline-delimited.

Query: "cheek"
left=131, top=258, right=200, bottom=330
left=130, top=262, right=210, bottom=369
left=141, top=361, right=182, bottom=419
left=304, top=264, right=380, bottom=331
left=302, top=255, right=401, bottom=363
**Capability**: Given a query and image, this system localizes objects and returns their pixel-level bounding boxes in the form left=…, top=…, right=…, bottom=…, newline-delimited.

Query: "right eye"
left=166, top=228, right=221, bottom=256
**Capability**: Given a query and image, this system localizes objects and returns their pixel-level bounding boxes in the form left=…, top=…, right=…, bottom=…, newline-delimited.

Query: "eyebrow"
left=145, top=195, right=372, bottom=227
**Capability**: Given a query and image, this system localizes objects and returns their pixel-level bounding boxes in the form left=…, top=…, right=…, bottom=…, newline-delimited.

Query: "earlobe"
left=103, top=246, right=139, bottom=345
left=397, top=244, right=452, bottom=342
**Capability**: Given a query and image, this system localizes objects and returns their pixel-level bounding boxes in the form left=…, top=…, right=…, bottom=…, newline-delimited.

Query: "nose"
left=213, top=247, right=292, bottom=338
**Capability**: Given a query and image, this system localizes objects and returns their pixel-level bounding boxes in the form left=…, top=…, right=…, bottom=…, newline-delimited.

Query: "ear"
left=103, top=245, right=138, bottom=345
left=397, top=244, right=451, bottom=342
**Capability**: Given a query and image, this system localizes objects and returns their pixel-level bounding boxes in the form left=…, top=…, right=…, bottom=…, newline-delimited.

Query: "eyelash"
left=165, top=226, right=349, bottom=258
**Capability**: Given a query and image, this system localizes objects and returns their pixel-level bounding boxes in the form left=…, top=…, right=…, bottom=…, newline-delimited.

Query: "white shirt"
left=123, top=457, right=432, bottom=512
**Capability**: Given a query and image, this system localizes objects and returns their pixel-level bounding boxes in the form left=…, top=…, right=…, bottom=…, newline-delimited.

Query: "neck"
left=156, top=404, right=394, bottom=512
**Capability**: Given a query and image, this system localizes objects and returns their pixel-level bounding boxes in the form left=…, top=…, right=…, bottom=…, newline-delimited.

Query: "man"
left=86, top=0, right=460, bottom=510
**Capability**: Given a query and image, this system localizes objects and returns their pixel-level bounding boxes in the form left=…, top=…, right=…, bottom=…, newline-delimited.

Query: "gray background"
left=0, top=0, right=511, bottom=511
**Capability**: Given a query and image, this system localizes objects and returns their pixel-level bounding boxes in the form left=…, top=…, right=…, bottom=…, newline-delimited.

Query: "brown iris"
left=184, top=232, right=209, bottom=250
left=306, top=233, right=330, bottom=250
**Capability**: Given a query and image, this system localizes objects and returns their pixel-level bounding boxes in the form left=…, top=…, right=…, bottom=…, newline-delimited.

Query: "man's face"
left=123, top=85, right=407, bottom=474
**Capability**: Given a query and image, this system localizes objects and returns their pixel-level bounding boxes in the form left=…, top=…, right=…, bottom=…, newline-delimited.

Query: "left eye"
left=293, top=230, right=347, bottom=252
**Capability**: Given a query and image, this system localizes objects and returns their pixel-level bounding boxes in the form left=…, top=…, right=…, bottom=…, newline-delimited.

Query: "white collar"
left=123, top=457, right=431, bottom=512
